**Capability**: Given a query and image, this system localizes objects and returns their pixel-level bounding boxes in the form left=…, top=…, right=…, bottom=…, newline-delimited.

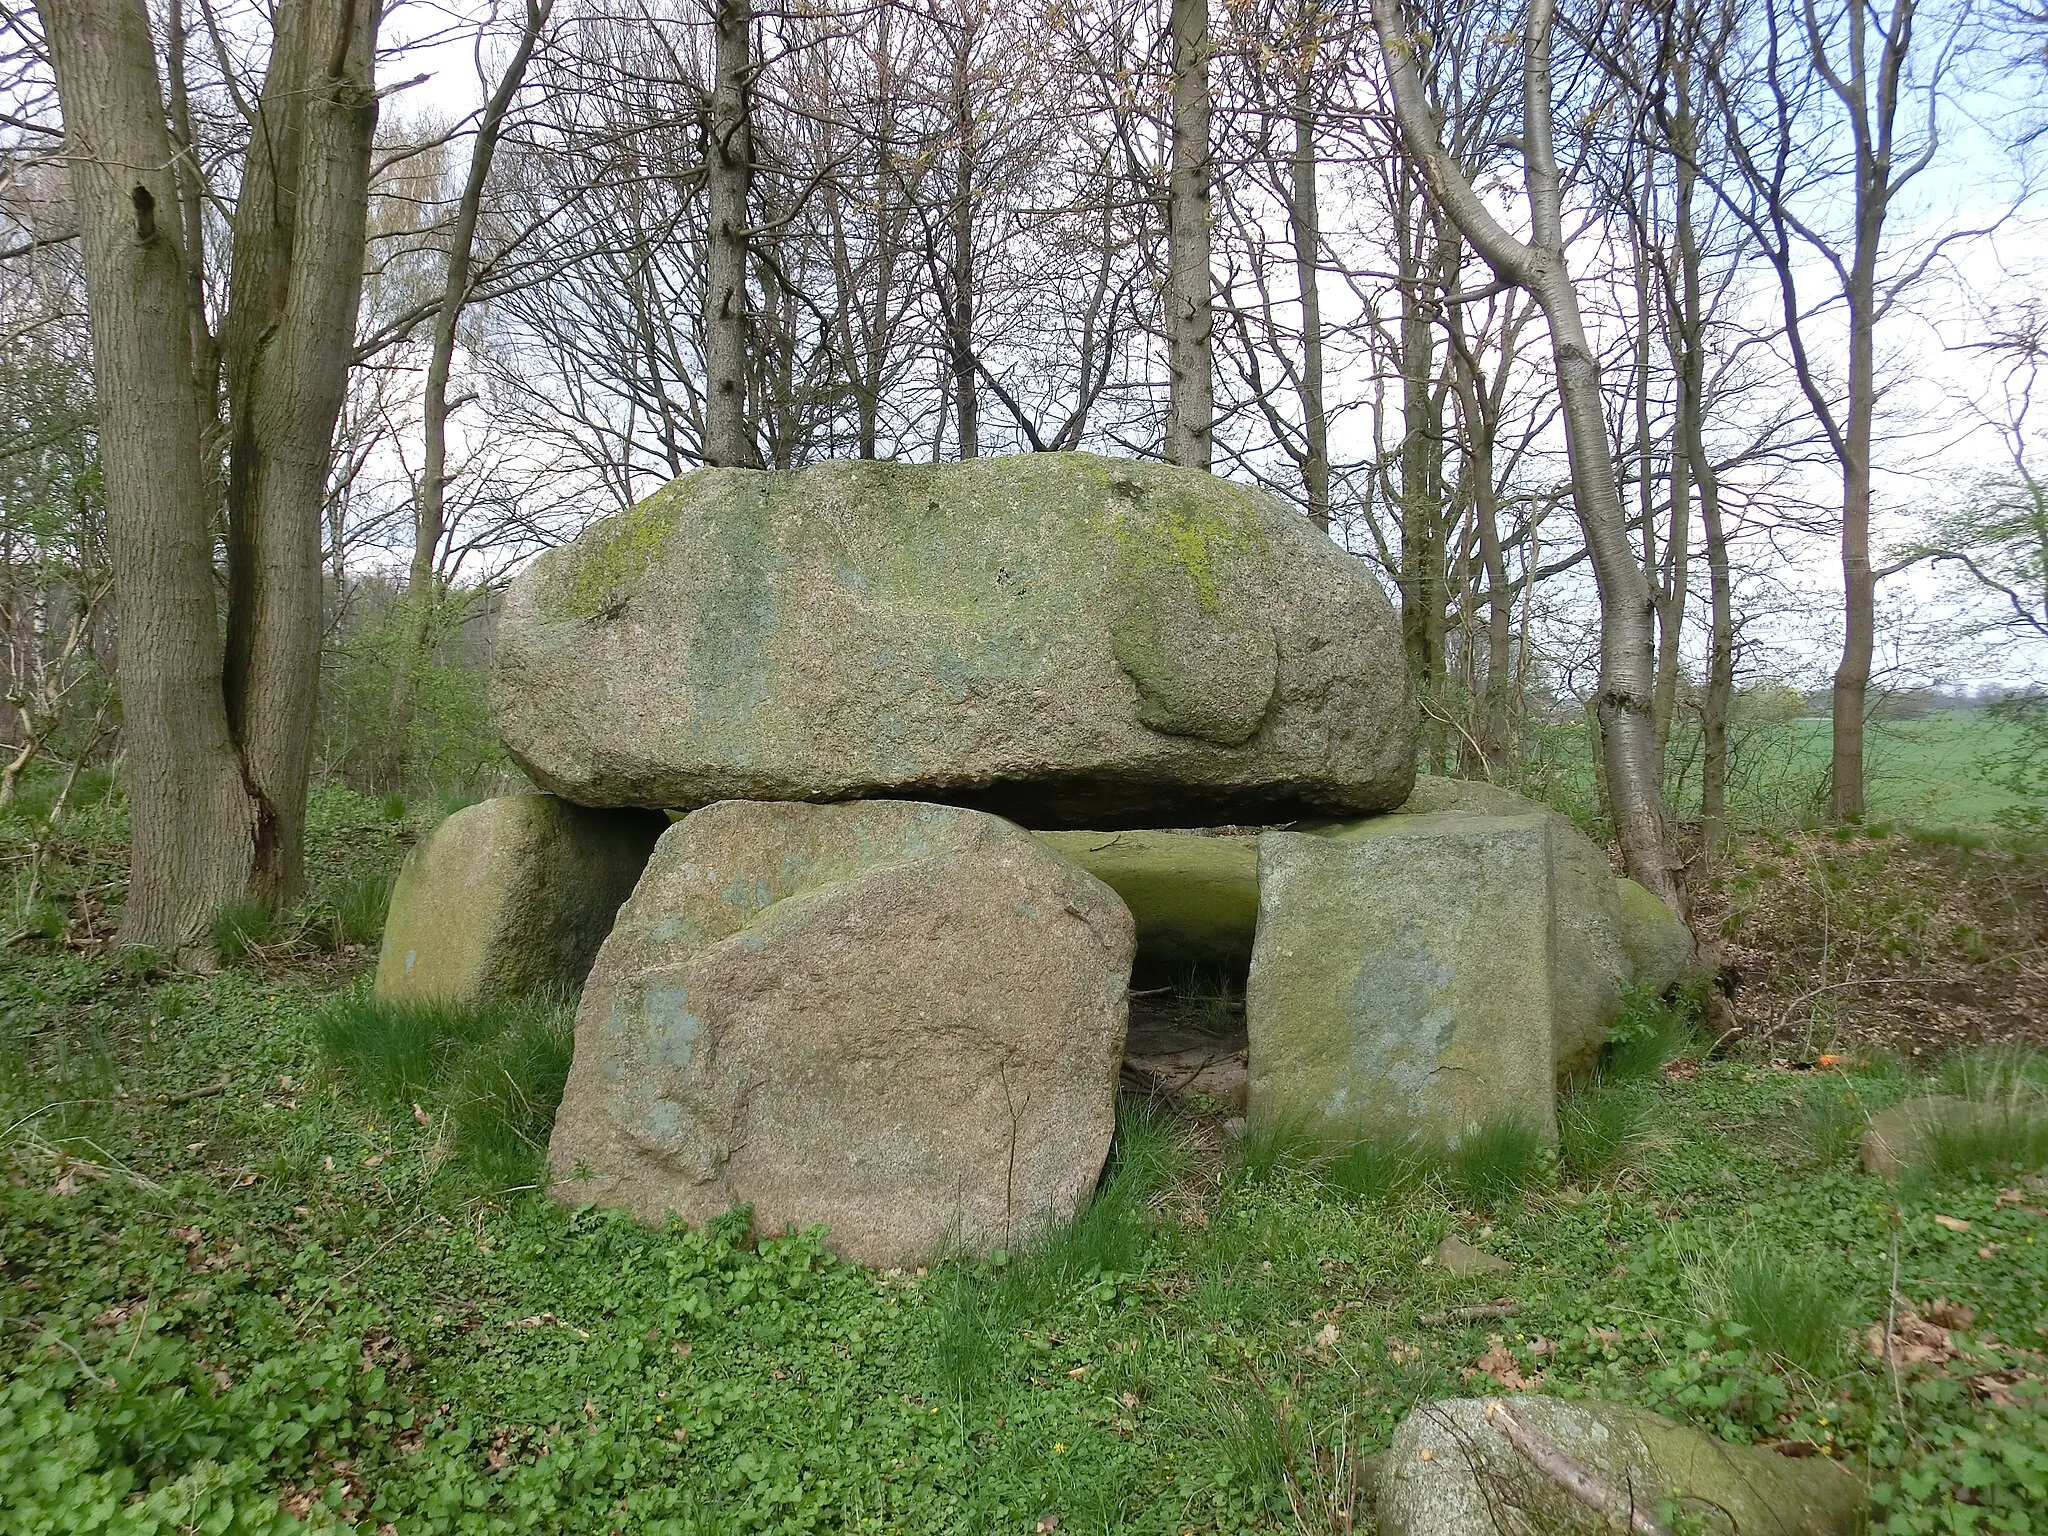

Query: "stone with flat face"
left=546, top=799, right=1134, bottom=1268
left=1338, top=777, right=1628, bottom=1083
left=490, top=453, right=1413, bottom=827
left=374, top=794, right=665, bottom=1005
left=1247, top=814, right=1557, bottom=1144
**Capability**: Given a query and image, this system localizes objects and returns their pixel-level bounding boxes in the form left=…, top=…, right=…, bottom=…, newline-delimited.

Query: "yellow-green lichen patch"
left=537, top=480, right=693, bottom=623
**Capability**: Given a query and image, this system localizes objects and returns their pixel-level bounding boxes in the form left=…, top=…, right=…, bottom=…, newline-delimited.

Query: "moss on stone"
left=537, top=481, right=693, bottom=623
left=1034, top=829, right=1259, bottom=980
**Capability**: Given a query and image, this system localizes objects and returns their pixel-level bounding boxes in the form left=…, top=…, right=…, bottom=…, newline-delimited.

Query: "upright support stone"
left=547, top=799, right=1134, bottom=1268
left=1247, top=813, right=1557, bottom=1144
left=375, top=794, right=666, bottom=1004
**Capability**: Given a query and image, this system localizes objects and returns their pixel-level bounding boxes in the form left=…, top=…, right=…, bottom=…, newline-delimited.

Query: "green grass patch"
left=313, top=986, right=574, bottom=1190
left=1559, top=1081, right=1653, bottom=1182
left=1446, top=1111, right=1551, bottom=1210
left=1706, top=1245, right=1849, bottom=1376
left=210, top=896, right=282, bottom=963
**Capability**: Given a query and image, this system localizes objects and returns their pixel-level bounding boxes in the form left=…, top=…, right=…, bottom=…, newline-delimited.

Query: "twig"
left=1482, top=1399, right=1675, bottom=1536
left=8, top=1318, right=112, bottom=1388
left=1419, top=1302, right=1519, bottom=1326
left=151, top=1075, right=233, bottom=1106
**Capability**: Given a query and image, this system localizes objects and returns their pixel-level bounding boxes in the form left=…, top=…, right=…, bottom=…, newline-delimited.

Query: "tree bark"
left=948, top=12, right=979, bottom=460
left=1165, top=0, right=1213, bottom=470
left=216, top=0, right=380, bottom=905
left=35, top=0, right=257, bottom=945
left=1369, top=0, right=1684, bottom=916
left=1289, top=61, right=1330, bottom=531
left=702, top=0, right=756, bottom=469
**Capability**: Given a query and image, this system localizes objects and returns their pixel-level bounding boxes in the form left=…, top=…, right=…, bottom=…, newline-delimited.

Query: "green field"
left=1515, top=708, right=2036, bottom=838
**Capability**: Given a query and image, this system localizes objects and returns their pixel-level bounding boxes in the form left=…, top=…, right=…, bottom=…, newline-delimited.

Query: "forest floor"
left=4, top=786, right=2047, bottom=1534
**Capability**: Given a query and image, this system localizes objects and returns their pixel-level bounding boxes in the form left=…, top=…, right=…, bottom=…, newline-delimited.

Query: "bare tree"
left=386, top=0, right=555, bottom=784
left=1708, top=0, right=1975, bottom=820
left=703, top=0, right=756, bottom=467
left=1370, top=0, right=1684, bottom=912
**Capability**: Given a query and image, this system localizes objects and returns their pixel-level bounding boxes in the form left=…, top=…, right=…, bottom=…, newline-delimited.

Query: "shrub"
left=1603, top=984, right=1705, bottom=1081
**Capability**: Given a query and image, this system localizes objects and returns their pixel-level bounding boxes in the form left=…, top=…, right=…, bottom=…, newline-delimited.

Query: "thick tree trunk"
left=218, top=0, right=380, bottom=904
left=1165, top=0, right=1213, bottom=470
left=1289, top=70, right=1330, bottom=531
left=702, top=0, right=755, bottom=469
left=36, top=0, right=257, bottom=945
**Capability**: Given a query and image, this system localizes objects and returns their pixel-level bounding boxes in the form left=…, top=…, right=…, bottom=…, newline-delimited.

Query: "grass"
left=1559, top=1080, right=1654, bottom=1181
left=329, top=871, right=394, bottom=947
left=210, top=895, right=282, bottom=962
left=6, top=784, right=2048, bottom=1534
left=1446, top=1111, right=1550, bottom=1209
left=313, top=986, right=576, bottom=1190
left=1602, top=983, right=1706, bottom=1081
left=1708, top=1246, right=1849, bottom=1376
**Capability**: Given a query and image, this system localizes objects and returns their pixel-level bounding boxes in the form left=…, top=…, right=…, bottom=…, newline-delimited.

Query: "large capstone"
left=1370, top=1395, right=1865, bottom=1536
left=1247, top=813, right=1558, bottom=1144
left=374, top=794, right=665, bottom=1004
left=491, top=454, right=1413, bottom=826
left=546, top=799, right=1135, bottom=1268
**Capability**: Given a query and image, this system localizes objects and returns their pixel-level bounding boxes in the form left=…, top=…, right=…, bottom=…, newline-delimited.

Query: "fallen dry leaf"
left=1933, top=1214, right=1971, bottom=1232
left=1313, top=1323, right=1341, bottom=1352
left=1867, top=1310, right=1958, bottom=1366
left=1926, top=1299, right=1976, bottom=1330
left=1467, top=1336, right=1540, bottom=1391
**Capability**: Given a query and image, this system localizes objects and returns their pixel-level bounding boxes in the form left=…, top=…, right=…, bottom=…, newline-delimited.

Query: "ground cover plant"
left=5, top=787, right=2048, bottom=1534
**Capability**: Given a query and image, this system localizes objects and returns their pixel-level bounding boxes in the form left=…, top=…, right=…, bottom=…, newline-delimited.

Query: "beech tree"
left=35, top=0, right=378, bottom=943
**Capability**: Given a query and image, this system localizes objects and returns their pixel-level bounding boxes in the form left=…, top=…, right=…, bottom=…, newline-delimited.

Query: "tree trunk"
left=1832, top=274, right=1877, bottom=821
left=36, top=0, right=257, bottom=945
left=1165, top=0, right=1213, bottom=470
left=216, top=0, right=380, bottom=905
left=948, top=15, right=979, bottom=460
left=1369, top=0, right=1684, bottom=916
left=702, top=0, right=755, bottom=469
left=1289, top=65, right=1330, bottom=531
left=388, top=0, right=550, bottom=788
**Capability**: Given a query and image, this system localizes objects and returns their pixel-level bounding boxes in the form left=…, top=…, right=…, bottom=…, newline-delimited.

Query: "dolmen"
left=376, top=453, right=1694, bottom=1266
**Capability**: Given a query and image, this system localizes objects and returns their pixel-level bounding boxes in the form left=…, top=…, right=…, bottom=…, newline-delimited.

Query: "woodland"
left=4, top=0, right=2048, bottom=1531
